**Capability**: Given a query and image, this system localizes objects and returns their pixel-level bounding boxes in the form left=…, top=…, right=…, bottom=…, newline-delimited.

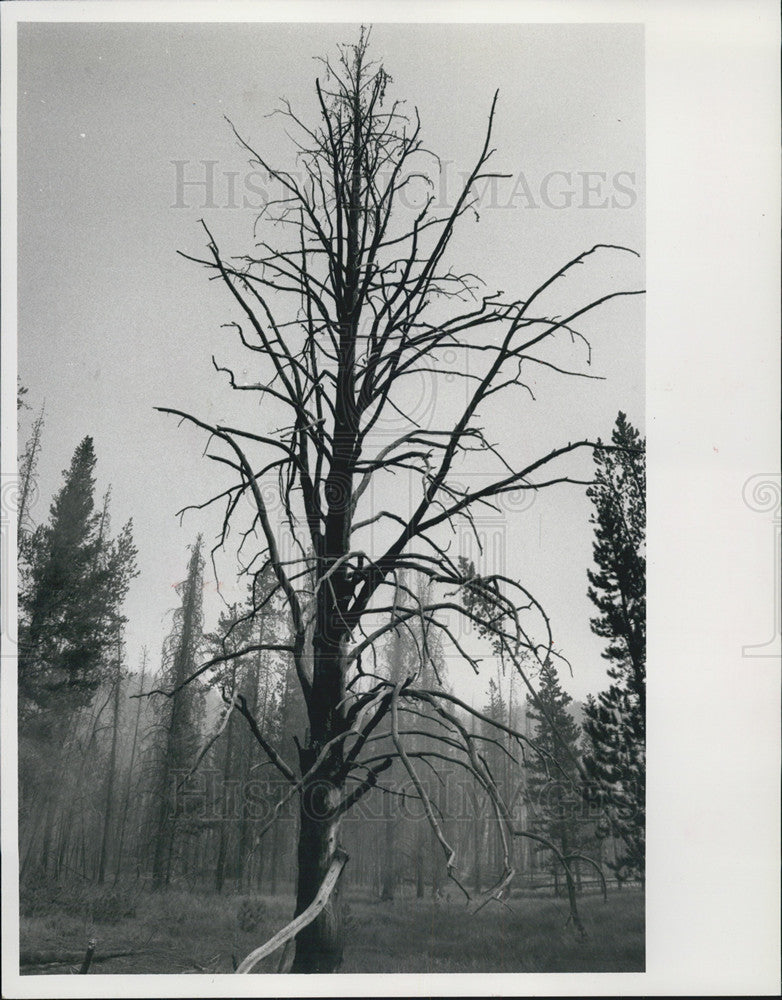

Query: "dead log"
left=21, top=948, right=136, bottom=969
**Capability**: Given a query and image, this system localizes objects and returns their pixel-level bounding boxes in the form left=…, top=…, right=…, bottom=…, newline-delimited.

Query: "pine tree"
left=149, top=537, right=206, bottom=888
left=525, top=661, right=586, bottom=876
left=18, top=439, right=137, bottom=880
left=525, top=659, right=589, bottom=931
left=18, top=436, right=136, bottom=730
left=582, top=412, right=645, bottom=883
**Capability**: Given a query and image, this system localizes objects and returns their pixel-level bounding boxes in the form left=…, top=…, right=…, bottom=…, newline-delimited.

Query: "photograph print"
left=12, top=17, right=645, bottom=978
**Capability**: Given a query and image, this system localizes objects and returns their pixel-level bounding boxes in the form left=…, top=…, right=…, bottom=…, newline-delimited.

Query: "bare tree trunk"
left=561, top=829, right=585, bottom=938
left=215, top=695, right=235, bottom=893
left=235, top=796, right=249, bottom=890
left=151, top=775, right=173, bottom=888
left=255, top=827, right=266, bottom=890
left=430, top=825, right=441, bottom=899
left=114, top=650, right=147, bottom=881
left=379, top=802, right=396, bottom=901
left=56, top=808, right=74, bottom=881
left=415, top=830, right=425, bottom=899
left=269, top=811, right=280, bottom=896
left=98, top=633, right=123, bottom=884
left=288, top=776, right=344, bottom=973
left=235, top=644, right=262, bottom=889
left=287, top=555, right=351, bottom=973
left=473, top=806, right=483, bottom=894
left=25, top=712, right=80, bottom=880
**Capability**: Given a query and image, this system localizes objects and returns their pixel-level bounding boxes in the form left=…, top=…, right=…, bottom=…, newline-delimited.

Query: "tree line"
left=17, top=395, right=644, bottom=907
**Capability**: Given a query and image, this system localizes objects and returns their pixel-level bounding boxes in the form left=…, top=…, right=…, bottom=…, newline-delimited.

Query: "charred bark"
left=289, top=772, right=345, bottom=973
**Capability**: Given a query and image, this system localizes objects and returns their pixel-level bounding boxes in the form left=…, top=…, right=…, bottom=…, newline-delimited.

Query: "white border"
left=2, top=1, right=780, bottom=997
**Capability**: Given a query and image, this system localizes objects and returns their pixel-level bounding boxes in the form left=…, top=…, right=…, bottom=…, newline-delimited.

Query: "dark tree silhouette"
left=156, top=30, right=643, bottom=971
left=582, top=412, right=646, bottom=883
left=19, top=437, right=137, bottom=728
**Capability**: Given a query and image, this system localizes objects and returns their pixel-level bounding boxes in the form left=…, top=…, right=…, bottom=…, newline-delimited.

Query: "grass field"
left=20, top=884, right=644, bottom=974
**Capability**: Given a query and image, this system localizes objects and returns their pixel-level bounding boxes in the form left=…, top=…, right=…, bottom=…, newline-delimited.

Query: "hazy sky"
left=18, top=21, right=644, bottom=704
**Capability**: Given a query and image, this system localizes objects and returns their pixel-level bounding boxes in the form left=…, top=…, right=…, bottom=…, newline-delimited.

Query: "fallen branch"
left=21, top=948, right=137, bottom=969
left=236, top=847, right=349, bottom=973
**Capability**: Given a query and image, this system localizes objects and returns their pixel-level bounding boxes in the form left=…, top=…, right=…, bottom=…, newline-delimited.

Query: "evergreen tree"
left=526, top=660, right=586, bottom=876
left=17, top=439, right=137, bottom=880
left=149, top=536, right=206, bottom=888
left=526, top=659, right=590, bottom=932
left=582, top=412, right=646, bottom=883
left=18, top=436, right=137, bottom=730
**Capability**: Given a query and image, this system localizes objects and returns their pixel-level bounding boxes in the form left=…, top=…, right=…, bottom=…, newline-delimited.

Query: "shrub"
left=237, top=897, right=266, bottom=933
left=90, top=888, right=136, bottom=924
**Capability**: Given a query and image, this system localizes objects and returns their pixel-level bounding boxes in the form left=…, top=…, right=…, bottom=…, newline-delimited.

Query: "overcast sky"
left=18, top=21, right=644, bottom=705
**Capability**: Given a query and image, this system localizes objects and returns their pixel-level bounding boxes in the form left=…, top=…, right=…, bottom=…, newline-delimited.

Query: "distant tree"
left=114, top=647, right=149, bottom=880
left=203, top=600, right=259, bottom=893
left=149, top=537, right=206, bottom=888
left=97, top=627, right=125, bottom=884
left=377, top=593, right=413, bottom=902
left=17, top=403, right=45, bottom=538
left=581, top=412, right=645, bottom=883
left=526, top=659, right=589, bottom=936
left=462, top=558, right=582, bottom=897
left=478, top=678, right=509, bottom=887
left=232, top=597, right=292, bottom=891
left=17, top=439, right=137, bottom=881
left=18, top=436, right=137, bottom=730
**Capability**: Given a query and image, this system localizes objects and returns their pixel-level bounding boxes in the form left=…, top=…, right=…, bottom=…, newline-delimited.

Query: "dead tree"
left=97, top=628, right=123, bottom=884
left=156, top=29, right=641, bottom=972
left=114, top=647, right=148, bottom=880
